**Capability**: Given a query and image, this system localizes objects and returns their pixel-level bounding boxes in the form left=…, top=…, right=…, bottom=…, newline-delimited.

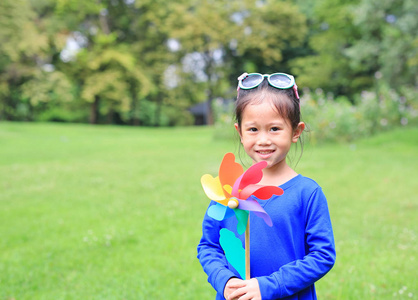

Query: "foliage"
left=212, top=98, right=237, bottom=140
left=301, top=84, right=417, bottom=143
left=290, top=0, right=366, bottom=97
left=291, top=0, right=418, bottom=98
left=0, top=0, right=416, bottom=131
left=54, top=0, right=159, bottom=124
left=0, top=0, right=50, bottom=120
left=213, top=83, right=417, bottom=143
left=164, top=0, right=307, bottom=123
left=0, top=123, right=416, bottom=298
left=346, top=0, right=418, bottom=93
left=132, top=99, right=194, bottom=126
left=35, top=106, right=89, bottom=123
left=231, top=0, right=308, bottom=67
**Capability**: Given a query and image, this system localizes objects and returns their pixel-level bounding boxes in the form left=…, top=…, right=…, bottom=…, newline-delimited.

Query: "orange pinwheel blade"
left=219, top=153, right=244, bottom=188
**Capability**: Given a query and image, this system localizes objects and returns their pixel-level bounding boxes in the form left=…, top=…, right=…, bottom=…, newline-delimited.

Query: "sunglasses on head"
left=237, top=72, right=300, bottom=99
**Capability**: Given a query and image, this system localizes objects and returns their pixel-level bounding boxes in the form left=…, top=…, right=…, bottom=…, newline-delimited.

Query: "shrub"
left=36, top=107, right=89, bottom=123
left=135, top=99, right=194, bottom=126
left=301, top=85, right=417, bottom=143
left=212, top=98, right=236, bottom=140
left=214, top=86, right=418, bottom=143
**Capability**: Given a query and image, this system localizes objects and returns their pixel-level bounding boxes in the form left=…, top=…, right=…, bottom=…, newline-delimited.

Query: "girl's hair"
left=235, top=78, right=305, bottom=164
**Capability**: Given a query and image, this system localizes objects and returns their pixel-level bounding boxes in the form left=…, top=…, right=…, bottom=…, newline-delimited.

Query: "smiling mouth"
left=256, top=150, right=275, bottom=155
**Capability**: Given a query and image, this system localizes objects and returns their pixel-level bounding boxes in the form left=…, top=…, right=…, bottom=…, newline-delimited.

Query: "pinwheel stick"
left=245, top=216, right=250, bottom=280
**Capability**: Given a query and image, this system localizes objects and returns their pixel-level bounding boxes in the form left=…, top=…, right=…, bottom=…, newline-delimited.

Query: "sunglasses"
left=237, top=72, right=299, bottom=99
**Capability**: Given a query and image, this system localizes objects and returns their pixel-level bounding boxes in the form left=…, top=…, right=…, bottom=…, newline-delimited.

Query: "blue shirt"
left=197, top=175, right=336, bottom=300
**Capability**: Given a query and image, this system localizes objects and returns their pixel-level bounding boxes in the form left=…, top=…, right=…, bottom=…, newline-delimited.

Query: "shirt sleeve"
left=197, top=203, right=237, bottom=297
left=257, top=187, right=336, bottom=299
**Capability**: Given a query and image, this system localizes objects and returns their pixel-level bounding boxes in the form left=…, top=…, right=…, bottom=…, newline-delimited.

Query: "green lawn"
left=0, top=122, right=416, bottom=299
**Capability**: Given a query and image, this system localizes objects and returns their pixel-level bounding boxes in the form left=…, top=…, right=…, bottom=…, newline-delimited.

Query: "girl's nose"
left=257, top=133, right=271, bottom=146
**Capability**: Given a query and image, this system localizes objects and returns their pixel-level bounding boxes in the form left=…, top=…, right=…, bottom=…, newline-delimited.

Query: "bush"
left=301, top=85, right=418, bottom=143
left=212, top=98, right=236, bottom=140
left=35, top=106, right=89, bottom=123
left=214, top=86, right=418, bottom=143
left=135, top=99, right=194, bottom=126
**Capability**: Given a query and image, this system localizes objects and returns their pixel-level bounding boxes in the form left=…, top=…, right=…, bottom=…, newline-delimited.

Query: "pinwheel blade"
left=240, top=161, right=267, bottom=187
left=208, top=203, right=234, bottom=221
left=234, top=209, right=249, bottom=235
left=223, top=184, right=233, bottom=198
left=219, top=228, right=245, bottom=279
left=201, top=174, right=226, bottom=201
left=240, top=184, right=284, bottom=200
left=238, top=199, right=273, bottom=227
left=219, top=153, right=244, bottom=188
left=232, top=161, right=267, bottom=196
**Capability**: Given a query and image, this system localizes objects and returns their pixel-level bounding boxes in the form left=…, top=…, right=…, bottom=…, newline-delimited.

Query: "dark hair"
left=235, top=78, right=305, bottom=164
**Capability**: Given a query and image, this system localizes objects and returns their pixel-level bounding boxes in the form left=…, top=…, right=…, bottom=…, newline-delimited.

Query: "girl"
left=197, top=73, right=336, bottom=300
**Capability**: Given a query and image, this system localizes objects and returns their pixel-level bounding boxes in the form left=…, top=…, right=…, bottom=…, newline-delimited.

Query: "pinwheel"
left=201, top=152, right=284, bottom=279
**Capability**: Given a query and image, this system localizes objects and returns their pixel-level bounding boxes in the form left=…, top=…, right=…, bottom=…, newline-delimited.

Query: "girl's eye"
left=271, top=127, right=280, bottom=132
left=249, top=127, right=258, bottom=132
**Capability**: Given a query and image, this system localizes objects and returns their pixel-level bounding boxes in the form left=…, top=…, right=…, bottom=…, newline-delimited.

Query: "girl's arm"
left=197, top=202, right=238, bottom=297
left=256, top=187, right=336, bottom=299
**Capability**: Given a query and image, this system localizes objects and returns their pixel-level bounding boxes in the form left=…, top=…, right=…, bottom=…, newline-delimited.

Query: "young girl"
left=197, top=73, right=336, bottom=300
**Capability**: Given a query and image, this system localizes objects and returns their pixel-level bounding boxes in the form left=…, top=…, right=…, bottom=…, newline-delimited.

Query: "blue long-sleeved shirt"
left=197, top=174, right=336, bottom=300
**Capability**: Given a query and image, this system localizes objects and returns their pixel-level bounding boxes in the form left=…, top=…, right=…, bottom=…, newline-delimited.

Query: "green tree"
left=345, top=0, right=418, bottom=93
left=290, top=0, right=364, bottom=97
left=166, top=0, right=307, bottom=124
left=0, top=0, right=50, bottom=120
left=291, top=0, right=417, bottom=98
left=0, top=0, right=85, bottom=121
left=55, top=0, right=157, bottom=124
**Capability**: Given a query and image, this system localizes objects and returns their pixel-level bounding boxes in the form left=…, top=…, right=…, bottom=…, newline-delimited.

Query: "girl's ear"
left=234, top=123, right=243, bottom=143
left=292, top=122, right=305, bottom=143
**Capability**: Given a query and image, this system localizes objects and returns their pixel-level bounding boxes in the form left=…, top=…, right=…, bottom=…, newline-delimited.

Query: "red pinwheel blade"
left=232, top=161, right=267, bottom=196
left=240, top=184, right=284, bottom=200
left=219, top=153, right=244, bottom=188
left=240, top=161, right=267, bottom=187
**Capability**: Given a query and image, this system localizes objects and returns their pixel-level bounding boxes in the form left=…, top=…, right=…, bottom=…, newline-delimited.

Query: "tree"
left=0, top=0, right=50, bottom=120
left=290, top=0, right=364, bottom=97
left=55, top=0, right=157, bottom=124
left=290, top=0, right=417, bottom=98
left=345, top=0, right=418, bottom=93
left=77, top=37, right=154, bottom=124
left=165, top=0, right=308, bottom=124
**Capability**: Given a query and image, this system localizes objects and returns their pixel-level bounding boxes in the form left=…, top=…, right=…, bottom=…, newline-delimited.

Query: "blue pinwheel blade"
left=207, top=203, right=235, bottom=221
left=207, top=203, right=227, bottom=220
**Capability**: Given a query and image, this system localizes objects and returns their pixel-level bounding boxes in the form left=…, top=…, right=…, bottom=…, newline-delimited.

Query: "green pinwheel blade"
left=235, top=209, right=249, bottom=235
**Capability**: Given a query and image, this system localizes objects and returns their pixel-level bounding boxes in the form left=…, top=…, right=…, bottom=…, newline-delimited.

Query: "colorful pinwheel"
left=201, top=153, right=284, bottom=235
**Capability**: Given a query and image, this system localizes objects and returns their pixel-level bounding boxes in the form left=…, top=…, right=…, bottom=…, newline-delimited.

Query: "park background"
left=0, top=0, right=417, bottom=299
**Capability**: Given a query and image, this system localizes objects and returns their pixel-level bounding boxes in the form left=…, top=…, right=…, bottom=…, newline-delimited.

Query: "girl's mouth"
left=257, top=150, right=275, bottom=154
left=256, top=150, right=275, bottom=158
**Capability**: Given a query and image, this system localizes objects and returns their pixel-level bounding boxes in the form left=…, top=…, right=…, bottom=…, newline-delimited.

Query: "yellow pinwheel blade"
left=223, top=184, right=232, bottom=196
left=201, top=174, right=226, bottom=201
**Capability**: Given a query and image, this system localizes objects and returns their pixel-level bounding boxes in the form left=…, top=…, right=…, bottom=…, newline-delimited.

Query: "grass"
left=0, top=122, right=416, bottom=299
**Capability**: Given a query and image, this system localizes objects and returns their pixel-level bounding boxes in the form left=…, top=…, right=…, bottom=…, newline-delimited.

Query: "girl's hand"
left=225, top=278, right=261, bottom=300
left=224, top=278, right=245, bottom=299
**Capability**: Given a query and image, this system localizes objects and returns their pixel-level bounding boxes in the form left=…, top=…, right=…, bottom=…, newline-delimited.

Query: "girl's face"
left=235, top=99, right=304, bottom=172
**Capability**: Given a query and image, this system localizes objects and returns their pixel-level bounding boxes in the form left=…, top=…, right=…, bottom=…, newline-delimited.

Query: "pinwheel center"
left=227, top=198, right=239, bottom=209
